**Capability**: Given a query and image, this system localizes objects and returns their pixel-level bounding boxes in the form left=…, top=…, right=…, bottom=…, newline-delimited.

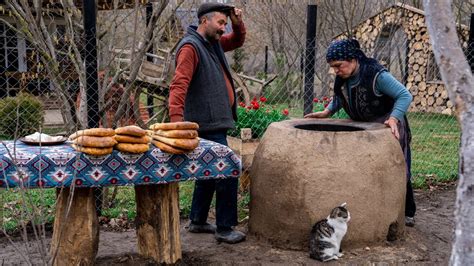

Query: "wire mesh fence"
left=230, top=2, right=470, bottom=190
left=0, top=0, right=472, bottom=263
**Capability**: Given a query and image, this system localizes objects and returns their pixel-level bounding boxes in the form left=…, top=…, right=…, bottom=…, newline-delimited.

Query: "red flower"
left=239, top=102, right=246, bottom=107
left=324, top=103, right=329, bottom=108
left=313, top=98, right=319, bottom=103
left=282, top=109, right=289, bottom=116
left=260, top=96, right=267, bottom=103
left=246, top=106, right=252, bottom=110
left=323, top=96, right=329, bottom=102
left=252, top=96, right=257, bottom=102
left=251, top=99, right=258, bottom=108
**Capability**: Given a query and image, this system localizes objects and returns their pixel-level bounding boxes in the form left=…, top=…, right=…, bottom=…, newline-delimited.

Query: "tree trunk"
left=135, top=183, right=182, bottom=264
left=424, top=1, right=474, bottom=265
left=50, top=188, right=99, bottom=266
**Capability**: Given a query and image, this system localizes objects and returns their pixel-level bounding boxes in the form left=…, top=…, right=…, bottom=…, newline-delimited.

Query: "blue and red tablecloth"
left=0, top=139, right=241, bottom=188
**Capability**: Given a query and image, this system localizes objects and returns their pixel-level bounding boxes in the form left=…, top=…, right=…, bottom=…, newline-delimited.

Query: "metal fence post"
left=304, top=5, right=317, bottom=116
left=83, top=0, right=102, bottom=215
left=83, top=0, right=99, bottom=128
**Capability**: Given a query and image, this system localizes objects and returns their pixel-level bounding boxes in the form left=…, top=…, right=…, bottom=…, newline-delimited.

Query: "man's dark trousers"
left=190, top=130, right=238, bottom=229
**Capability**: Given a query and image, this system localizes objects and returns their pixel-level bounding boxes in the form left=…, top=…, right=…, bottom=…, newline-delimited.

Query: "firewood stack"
left=349, top=5, right=470, bottom=115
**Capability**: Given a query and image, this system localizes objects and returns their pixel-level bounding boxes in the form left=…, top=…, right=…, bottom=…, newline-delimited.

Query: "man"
left=168, top=3, right=246, bottom=244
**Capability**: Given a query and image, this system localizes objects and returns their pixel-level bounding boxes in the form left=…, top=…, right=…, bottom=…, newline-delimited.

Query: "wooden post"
left=50, top=188, right=99, bottom=266
left=135, top=183, right=181, bottom=264
left=264, top=45, right=268, bottom=77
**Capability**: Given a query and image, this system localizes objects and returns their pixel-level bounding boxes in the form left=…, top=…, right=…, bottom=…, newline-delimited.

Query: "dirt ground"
left=1, top=183, right=457, bottom=265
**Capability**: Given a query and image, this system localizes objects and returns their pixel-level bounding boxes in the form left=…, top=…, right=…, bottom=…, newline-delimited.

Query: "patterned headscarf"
left=326, top=39, right=366, bottom=62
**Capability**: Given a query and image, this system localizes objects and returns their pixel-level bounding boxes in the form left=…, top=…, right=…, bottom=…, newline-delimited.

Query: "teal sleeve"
left=327, top=95, right=342, bottom=115
left=375, top=72, right=412, bottom=121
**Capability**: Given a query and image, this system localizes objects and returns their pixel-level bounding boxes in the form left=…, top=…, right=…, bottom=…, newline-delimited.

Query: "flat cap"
left=197, top=2, right=233, bottom=18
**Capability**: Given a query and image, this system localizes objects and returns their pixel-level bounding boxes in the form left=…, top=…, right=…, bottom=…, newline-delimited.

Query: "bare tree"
left=424, top=0, right=474, bottom=265
left=1, top=0, right=177, bottom=132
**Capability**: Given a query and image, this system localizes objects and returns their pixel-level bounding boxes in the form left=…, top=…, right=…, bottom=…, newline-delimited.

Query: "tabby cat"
left=309, top=203, right=350, bottom=262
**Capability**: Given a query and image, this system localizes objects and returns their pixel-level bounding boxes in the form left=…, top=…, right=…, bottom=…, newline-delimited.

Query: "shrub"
left=0, top=92, right=44, bottom=139
left=229, top=96, right=289, bottom=139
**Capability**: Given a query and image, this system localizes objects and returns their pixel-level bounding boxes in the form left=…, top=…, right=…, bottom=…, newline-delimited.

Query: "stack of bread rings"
left=69, top=128, right=116, bottom=156
left=149, top=122, right=200, bottom=154
left=114, top=125, right=150, bottom=154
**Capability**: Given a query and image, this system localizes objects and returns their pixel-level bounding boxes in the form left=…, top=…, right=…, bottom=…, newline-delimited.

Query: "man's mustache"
left=217, top=30, right=224, bottom=35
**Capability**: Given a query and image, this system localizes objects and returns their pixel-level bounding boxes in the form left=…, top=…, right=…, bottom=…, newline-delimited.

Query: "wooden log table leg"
left=50, top=187, right=99, bottom=266
left=135, top=183, right=181, bottom=264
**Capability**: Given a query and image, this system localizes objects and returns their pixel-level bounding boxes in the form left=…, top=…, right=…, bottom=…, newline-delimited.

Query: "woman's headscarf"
left=326, top=39, right=367, bottom=62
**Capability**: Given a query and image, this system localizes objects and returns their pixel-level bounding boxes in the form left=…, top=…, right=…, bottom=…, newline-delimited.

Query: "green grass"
left=179, top=181, right=196, bottom=217
left=1, top=188, right=56, bottom=232
left=100, top=187, right=137, bottom=220
left=407, top=112, right=460, bottom=188
left=1, top=182, right=249, bottom=233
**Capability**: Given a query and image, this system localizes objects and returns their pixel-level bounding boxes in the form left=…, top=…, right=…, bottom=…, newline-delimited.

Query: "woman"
left=305, top=39, right=416, bottom=226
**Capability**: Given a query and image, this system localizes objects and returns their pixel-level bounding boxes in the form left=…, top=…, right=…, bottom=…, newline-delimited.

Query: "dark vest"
left=176, top=26, right=237, bottom=133
left=333, top=58, right=394, bottom=122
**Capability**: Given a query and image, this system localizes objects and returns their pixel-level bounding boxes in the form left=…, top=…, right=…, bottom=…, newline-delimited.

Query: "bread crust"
left=73, top=136, right=117, bottom=148
left=71, top=144, right=113, bottom=156
left=149, top=122, right=199, bottom=131
left=69, top=128, right=115, bottom=140
left=115, top=143, right=150, bottom=154
left=151, top=135, right=199, bottom=150
left=151, top=140, right=190, bottom=154
left=114, top=134, right=151, bottom=144
left=115, top=125, right=147, bottom=137
left=155, top=129, right=198, bottom=139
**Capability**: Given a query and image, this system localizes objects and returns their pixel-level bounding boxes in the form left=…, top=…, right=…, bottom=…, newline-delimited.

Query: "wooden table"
left=0, top=140, right=241, bottom=265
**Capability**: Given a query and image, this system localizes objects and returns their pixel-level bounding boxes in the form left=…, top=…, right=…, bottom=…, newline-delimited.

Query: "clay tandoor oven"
left=249, top=119, right=406, bottom=250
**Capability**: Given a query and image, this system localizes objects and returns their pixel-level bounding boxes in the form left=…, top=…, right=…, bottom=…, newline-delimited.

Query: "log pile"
left=347, top=4, right=470, bottom=115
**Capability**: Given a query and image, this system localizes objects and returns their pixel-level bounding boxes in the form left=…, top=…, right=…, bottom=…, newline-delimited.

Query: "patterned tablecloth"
left=0, top=139, right=241, bottom=188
